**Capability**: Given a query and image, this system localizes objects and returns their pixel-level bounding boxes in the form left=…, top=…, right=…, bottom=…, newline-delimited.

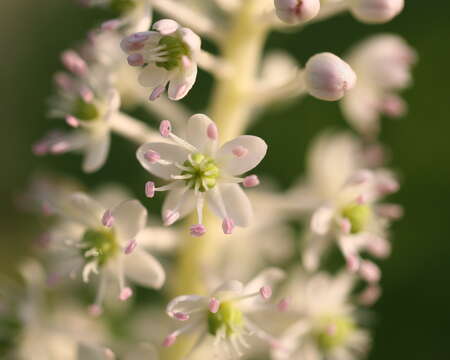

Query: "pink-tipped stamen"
left=119, top=287, right=133, bottom=301
left=145, top=181, right=155, bottom=198
left=358, top=285, right=381, bottom=306
left=190, top=224, right=206, bottom=237
left=209, top=297, right=220, bottom=313
left=88, top=304, right=103, bottom=317
left=340, top=218, right=351, bottom=234
left=222, top=217, right=235, bottom=235
left=65, top=115, right=80, bottom=128
left=243, top=175, right=260, bottom=188
left=232, top=145, right=248, bottom=158
left=163, top=333, right=177, bottom=347
left=124, top=239, right=137, bottom=254
left=359, top=260, right=381, bottom=283
left=259, top=286, right=272, bottom=300
left=61, top=50, right=87, bottom=76
left=207, top=122, right=218, bottom=140
left=50, top=141, right=70, bottom=154
left=80, top=86, right=94, bottom=102
left=355, top=194, right=367, bottom=205
left=54, top=72, right=74, bottom=91
left=160, top=120, right=172, bottom=137
left=277, top=298, right=290, bottom=312
left=127, top=53, right=145, bottom=67
left=101, top=209, right=114, bottom=228
left=144, top=150, right=161, bottom=163
left=174, top=312, right=190, bottom=321
left=346, top=254, right=360, bottom=272
left=101, top=19, right=122, bottom=31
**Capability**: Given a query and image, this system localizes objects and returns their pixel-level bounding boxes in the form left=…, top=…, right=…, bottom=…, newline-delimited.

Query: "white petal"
left=65, top=192, right=104, bottom=228
left=216, top=135, right=267, bottom=176
left=162, top=187, right=196, bottom=221
left=166, top=294, right=208, bottom=315
left=82, top=132, right=110, bottom=173
left=212, top=280, right=244, bottom=298
left=137, top=142, right=189, bottom=179
left=216, top=183, right=253, bottom=227
left=94, top=185, right=131, bottom=209
left=124, top=249, right=165, bottom=288
left=167, top=65, right=197, bottom=101
left=138, top=64, right=168, bottom=87
left=112, top=200, right=147, bottom=243
left=135, top=226, right=178, bottom=251
left=186, top=113, right=217, bottom=154
left=310, top=206, right=334, bottom=235
left=153, top=19, right=179, bottom=35
left=179, top=27, right=201, bottom=55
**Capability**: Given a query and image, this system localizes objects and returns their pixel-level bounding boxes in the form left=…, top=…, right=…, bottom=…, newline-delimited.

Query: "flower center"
left=72, top=97, right=99, bottom=121
left=341, top=203, right=372, bottom=234
left=314, top=316, right=355, bottom=351
left=109, top=0, right=136, bottom=16
left=81, top=229, right=119, bottom=266
left=156, top=36, right=189, bottom=71
left=182, top=153, right=220, bottom=192
left=207, top=301, right=244, bottom=337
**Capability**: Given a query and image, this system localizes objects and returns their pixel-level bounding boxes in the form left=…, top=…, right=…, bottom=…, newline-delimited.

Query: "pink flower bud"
left=350, top=0, right=404, bottom=24
left=305, top=53, right=357, bottom=101
left=274, top=0, right=321, bottom=24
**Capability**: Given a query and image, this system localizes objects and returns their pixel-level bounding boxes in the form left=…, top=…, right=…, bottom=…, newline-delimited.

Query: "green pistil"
left=182, top=153, right=219, bottom=192
left=109, top=0, right=136, bottom=16
left=156, top=36, right=189, bottom=71
left=341, top=203, right=372, bottom=234
left=314, top=316, right=355, bottom=351
left=207, top=301, right=244, bottom=337
left=81, top=228, right=118, bottom=266
left=72, top=97, right=99, bottom=121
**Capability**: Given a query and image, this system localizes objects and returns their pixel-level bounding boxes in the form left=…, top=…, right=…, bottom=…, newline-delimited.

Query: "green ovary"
left=110, top=0, right=136, bottom=15
left=81, top=229, right=119, bottom=266
left=72, top=97, right=99, bottom=121
left=207, top=301, right=244, bottom=337
left=341, top=203, right=372, bottom=234
left=314, top=316, right=355, bottom=351
left=156, top=36, right=189, bottom=71
left=182, top=153, right=220, bottom=192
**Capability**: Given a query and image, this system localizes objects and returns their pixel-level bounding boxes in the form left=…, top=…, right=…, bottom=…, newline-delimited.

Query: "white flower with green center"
left=273, top=271, right=370, bottom=360
left=121, top=19, right=201, bottom=101
left=46, top=191, right=165, bottom=313
left=136, top=114, right=267, bottom=236
left=34, top=59, right=121, bottom=173
left=162, top=268, right=284, bottom=358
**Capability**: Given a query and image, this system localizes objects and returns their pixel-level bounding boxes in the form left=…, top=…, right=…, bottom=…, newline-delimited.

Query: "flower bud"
left=304, top=53, right=357, bottom=101
left=274, top=0, right=321, bottom=24
left=350, top=0, right=404, bottom=24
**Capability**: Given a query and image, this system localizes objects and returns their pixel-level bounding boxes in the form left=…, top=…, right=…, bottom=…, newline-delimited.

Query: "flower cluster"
left=9, top=0, right=417, bottom=359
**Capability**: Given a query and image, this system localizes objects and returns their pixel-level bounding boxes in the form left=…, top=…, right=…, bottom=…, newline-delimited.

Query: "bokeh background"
left=1, top=1, right=449, bottom=359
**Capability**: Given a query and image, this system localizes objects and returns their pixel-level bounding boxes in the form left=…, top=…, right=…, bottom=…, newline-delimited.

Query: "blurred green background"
left=1, top=1, right=449, bottom=359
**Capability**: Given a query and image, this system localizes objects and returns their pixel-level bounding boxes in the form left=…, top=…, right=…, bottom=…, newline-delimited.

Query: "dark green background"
left=1, top=1, right=449, bottom=359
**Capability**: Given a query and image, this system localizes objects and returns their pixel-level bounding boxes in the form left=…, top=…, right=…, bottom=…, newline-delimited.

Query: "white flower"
left=349, top=0, right=404, bottom=24
left=273, top=271, right=370, bottom=360
left=34, top=58, right=121, bottom=172
left=288, top=132, right=401, bottom=281
left=79, top=0, right=152, bottom=34
left=341, top=34, right=417, bottom=136
left=274, top=0, right=321, bottom=24
left=162, top=268, right=285, bottom=358
left=121, top=19, right=201, bottom=101
left=46, top=191, right=165, bottom=313
left=136, top=114, right=268, bottom=236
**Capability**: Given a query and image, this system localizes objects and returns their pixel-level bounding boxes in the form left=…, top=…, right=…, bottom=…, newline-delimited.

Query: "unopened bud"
left=350, top=0, right=404, bottom=24
left=304, top=53, right=356, bottom=101
left=274, top=0, right=320, bottom=24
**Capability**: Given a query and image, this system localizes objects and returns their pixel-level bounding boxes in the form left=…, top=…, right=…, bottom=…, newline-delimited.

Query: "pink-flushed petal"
left=167, top=65, right=198, bottom=101
left=112, top=200, right=147, bottom=243
left=166, top=294, right=208, bottom=316
left=216, top=135, right=267, bottom=176
left=310, top=206, right=334, bottom=235
left=161, top=187, right=196, bottom=222
left=153, top=19, right=179, bottom=35
left=186, top=114, right=217, bottom=154
left=82, top=132, right=110, bottom=173
left=138, top=64, right=169, bottom=87
left=179, top=27, right=201, bottom=55
left=124, top=249, right=165, bottom=289
left=136, top=142, right=189, bottom=180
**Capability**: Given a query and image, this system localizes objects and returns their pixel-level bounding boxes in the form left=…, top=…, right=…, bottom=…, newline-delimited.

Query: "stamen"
left=243, top=175, right=260, bottom=188
left=80, top=86, right=94, bottom=102
left=119, top=287, right=133, bottom=301
left=101, top=209, right=115, bottom=228
left=277, top=298, right=290, bottom=312
left=190, top=224, right=206, bottom=237
left=346, top=254, right=360, bottom=272
left=174, top=312, right=190, bottom=321
left=61, top=50, right=87, bottom=76
left=144, top=150, right=161, bottom=163
left=259, top=286, right=272, bottom=300
left=160, top=120, right=172, bottom=137
left=127, top=53, right=145, bottom=66
left=209, top=297, right=220, bottom=313
left=65, top=115, right=80, bottom=128
left=163, top=333, right=177, bottom=347
left=171, top=174, right=193, bottom=180
left=358, top=285, right=381, bottom=306
left=222, top=217, right=235, bottom=235
left=232, top=146, right=248, bottom=158
left=124, top=239, right=137, bottom=254
left=145, top=181, right=155, bottom=198
left=101, top=19, right=122, bottom=31
left=340, top=218, right=351, bottom=234
left=88, top=304, right=103, bottom=317
left=359, top=260, right=381, bottom=283
left=50, top=141, right=70, bottom=154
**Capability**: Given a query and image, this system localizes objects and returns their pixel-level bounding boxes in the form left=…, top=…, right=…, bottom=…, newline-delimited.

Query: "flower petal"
left=166, top=294, right=208, bottom=315
left=136, top=226, right=178, bottom=251
left=153, top=19, right=179, bottom=35
left=179, top=27, right=201, bottom=55
left=64, top=192, right=104, bottom=228
left=124, top=249, right=165, bottom=289
left=162, top=187, right=196, bottom=221
left=137, top=142, right=189, bottom=180
left=112, top=200, right=147, bottom=243
left=167, top=65, right=197, bottom=101
left=216, top=135, right=267, bottom=176
left=310, top=206, right=334, bottom=235
left=138, top=64, right=168, bottom=87
left=82, top=132, right=110, bottom=173
left=186, top=114, right=217, bottom=154
left=212, top=280, right=244, bottom=299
